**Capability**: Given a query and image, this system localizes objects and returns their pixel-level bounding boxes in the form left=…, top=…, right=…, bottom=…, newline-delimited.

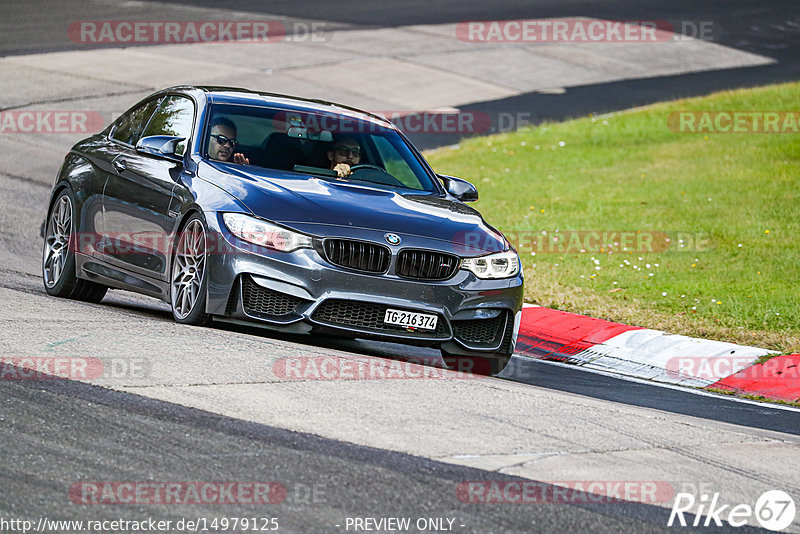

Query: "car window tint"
left=206, top=104, right=438, bottom=193
left=228, top=114, right=272, bottom=147
left=141, top=95, right=195, bottom=155
left=371, top=135, right=424, bottom=189
left=112, top=98, right=161, bottom=146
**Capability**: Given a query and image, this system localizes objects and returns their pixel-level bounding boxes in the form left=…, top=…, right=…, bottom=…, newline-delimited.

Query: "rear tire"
left=42, top=188, right=107, bottom=303
left=441, top=348, right=511, bottom=376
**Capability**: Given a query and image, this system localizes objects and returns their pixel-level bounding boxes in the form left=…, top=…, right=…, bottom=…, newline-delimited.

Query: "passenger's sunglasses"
left=211, top=134, right=239, bottom=148
left=335, top=147, right=360, bottom=157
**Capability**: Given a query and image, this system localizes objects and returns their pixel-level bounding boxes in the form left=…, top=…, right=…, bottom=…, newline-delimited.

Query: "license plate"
left=383, top=308, right=438, bottom=330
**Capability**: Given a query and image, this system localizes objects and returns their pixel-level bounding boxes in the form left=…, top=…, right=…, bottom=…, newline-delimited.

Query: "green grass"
left=425, top=82, right=800, bottom=352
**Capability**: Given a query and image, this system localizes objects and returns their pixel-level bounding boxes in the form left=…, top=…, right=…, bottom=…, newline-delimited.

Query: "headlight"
left=222, top=213, right=312, bottom=252
left=461, top=251, right=520, bottom=279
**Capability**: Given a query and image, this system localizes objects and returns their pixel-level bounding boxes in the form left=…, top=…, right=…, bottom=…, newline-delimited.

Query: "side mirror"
left=439, top=174, right=478, bottom=202
left=136, top=135, right=186, bottom=164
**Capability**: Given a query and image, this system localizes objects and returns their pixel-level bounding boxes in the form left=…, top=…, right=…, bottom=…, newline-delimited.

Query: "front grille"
left=311, top=299, right=449, bottom=338
left=453, top=311, right=508, bottom=347
left=323, top=239, right=390, bottom=273
left=396, top=250, right=459, bottom=280
left=241, top=276, right=304, bottom=319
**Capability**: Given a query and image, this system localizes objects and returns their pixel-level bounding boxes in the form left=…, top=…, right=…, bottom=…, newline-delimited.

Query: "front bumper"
left=204, top=213, right=523, bottom=354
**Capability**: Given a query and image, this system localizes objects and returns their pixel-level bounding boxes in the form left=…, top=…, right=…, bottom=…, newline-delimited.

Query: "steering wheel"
left=348, top=164, right=406, bottom=187
left=350, top=164, right=386, bottom=173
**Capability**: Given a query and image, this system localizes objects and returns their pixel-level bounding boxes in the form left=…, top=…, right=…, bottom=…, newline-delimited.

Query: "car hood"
left=201, top=162, right=507, bottom=254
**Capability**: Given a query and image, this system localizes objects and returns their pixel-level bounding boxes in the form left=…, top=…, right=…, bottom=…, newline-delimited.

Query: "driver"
left=327, top=137, right=361, bottom=178
left=208, top=117, right=249, bottom=164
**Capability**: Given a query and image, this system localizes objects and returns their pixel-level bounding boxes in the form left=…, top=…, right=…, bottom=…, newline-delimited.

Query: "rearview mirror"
left=287, top=126, right=333, bottom=142
left=439, top=174, right=478, bottom=202
left=136, top=135, right=186, bottom=163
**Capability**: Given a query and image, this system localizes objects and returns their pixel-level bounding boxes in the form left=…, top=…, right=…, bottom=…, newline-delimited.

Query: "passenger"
left=207, top=117, right=249, bottom=164
left=327, top=137, right=361, bottom=178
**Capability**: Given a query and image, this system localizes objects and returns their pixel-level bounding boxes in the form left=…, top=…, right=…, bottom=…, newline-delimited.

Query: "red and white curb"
left=516, top=305, right=797, bottom=401
left=712, top=354, right=800, bottom=402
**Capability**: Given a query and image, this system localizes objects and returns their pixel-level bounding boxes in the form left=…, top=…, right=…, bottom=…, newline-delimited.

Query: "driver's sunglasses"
left=335, top=147, right=360, bottom=157
left=211, top=134, right=239, bottom=148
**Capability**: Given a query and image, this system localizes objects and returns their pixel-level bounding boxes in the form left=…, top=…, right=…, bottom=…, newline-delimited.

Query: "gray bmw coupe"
left=42, top=86, right=523, bottom=375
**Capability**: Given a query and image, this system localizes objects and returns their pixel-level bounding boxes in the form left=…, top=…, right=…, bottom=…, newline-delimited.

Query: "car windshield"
left=204, top=103, right=439, bottom=193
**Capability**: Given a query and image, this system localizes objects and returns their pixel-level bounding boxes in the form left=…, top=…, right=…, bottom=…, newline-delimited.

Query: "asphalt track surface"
left=2, top=2, right=800, bottom=533
left=4, top=372, right=749, bottom=534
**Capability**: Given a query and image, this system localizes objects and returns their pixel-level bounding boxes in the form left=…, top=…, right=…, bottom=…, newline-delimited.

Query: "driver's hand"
left=233, top=153, right=249, bottom=165
left=333, top=163, right=352, bottom=178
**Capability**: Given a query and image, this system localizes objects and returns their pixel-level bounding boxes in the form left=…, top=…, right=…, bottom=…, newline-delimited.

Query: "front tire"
left=170, top=214, right=211, bottom=325
left=42, top=189, right=107, bottom=303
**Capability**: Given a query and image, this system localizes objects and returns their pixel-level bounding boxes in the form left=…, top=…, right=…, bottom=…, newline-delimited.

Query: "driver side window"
left=141, top=95, right=195, bottom=156
left=111, top=97, right=161, bottom=146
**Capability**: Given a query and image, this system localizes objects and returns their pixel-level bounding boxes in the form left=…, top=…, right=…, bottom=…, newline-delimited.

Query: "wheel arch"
left=45, top=182, right=74, bottom=220
left=45, top=151, right=99, bottom=234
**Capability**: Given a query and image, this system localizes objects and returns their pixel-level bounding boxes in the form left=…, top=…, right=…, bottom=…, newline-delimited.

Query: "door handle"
left=112, top=159, right=127, bottom=173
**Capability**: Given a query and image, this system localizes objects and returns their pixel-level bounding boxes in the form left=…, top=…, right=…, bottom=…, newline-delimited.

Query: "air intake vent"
left=396, top=250, right=459, bottom=280
left=241, top=276, right=303, bottom=319
left=452, top=311, right=509, bottom=348
left=323, top=239, right=391, bottom=273
left=311, top=299, right=449, bottom=338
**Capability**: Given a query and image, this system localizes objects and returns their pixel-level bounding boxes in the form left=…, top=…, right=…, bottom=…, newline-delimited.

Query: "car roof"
left=166, top=85, right=397, bottom=131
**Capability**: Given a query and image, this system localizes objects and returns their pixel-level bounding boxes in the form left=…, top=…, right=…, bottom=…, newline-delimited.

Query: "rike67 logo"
left=669, top=490, right=796, bottom=531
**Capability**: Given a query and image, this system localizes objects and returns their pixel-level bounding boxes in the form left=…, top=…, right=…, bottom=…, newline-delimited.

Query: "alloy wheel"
left=171, top=219, right=207, bottom=319
left=43, top=195, right=72, bottom=288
